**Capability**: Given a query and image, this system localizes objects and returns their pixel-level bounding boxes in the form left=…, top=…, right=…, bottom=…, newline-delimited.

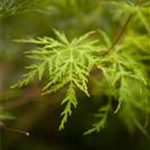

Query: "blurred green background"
left=0, top=0, right=150, bottom=150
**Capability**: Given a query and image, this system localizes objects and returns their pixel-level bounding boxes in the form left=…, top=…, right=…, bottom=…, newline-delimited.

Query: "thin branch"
left=102, top=0, right=146, bottom=56
left=0, top=122, right=30, bottom=136
left=102, top=14, right=133, bottom=56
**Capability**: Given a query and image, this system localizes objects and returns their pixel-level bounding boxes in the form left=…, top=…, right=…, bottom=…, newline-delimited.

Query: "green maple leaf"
left=11, top=30, right=101, bottom=130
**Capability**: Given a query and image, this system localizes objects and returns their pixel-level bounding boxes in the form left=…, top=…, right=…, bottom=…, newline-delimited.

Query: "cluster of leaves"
left=0, top=0, right=32, bottom=16
left=11, top=30, right=150, bottom=134
left=0, top=0, right=51, bottom=17
left=111, top=0, right=150, bottom=33
left=6, top=0, right=150, bottom=136
left=84, top=0, right=150, bottom=136
left=84, top=35, right=150, bottom=136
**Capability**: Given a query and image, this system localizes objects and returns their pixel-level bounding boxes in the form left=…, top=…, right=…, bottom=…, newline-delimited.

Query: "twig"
left=102, top=0, right=146, bottom=56
left=102, top=14, right=133, bottom=56
left=0, top=122, right=30, bottom=136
